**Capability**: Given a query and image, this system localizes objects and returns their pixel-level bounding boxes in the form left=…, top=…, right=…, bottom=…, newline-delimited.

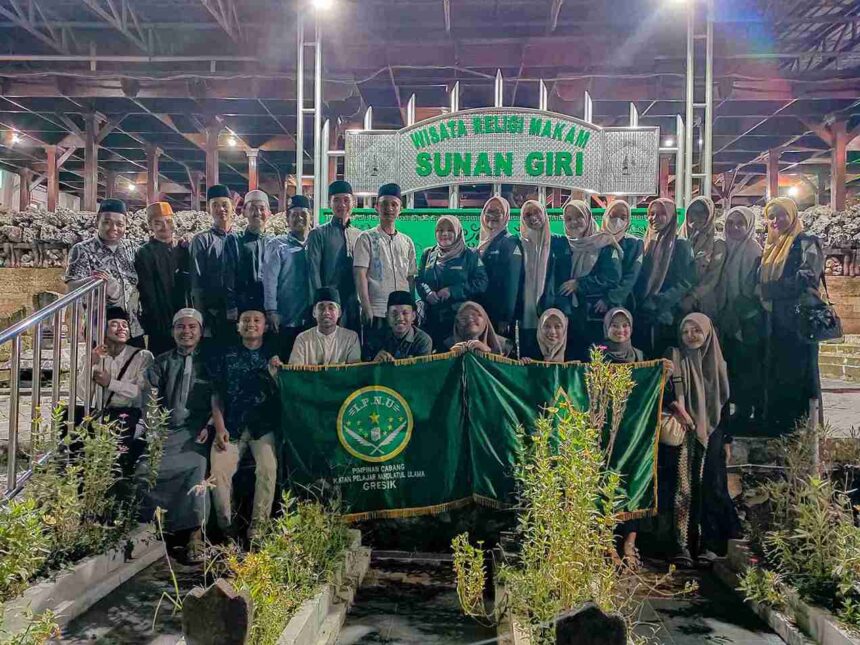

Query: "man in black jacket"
left=135, top=202, right=190, bottom=357
left=306, top=181, right=362, bottom=329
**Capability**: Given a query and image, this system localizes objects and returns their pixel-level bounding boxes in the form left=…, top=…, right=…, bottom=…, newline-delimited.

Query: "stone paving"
left=58, top=553, right=782, bottom=645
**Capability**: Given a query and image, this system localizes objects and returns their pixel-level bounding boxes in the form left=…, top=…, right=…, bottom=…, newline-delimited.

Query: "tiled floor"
left=633, top=567, right=783, bottom=644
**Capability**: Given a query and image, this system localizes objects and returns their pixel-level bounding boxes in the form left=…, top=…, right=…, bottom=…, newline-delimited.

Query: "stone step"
left=819, top=362, right=860, bottom=382
left=819, top=343, right=860, bottom=355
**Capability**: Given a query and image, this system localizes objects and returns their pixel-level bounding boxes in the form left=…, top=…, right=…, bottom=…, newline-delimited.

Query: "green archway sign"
left=345, top=107, right=659, bottom=197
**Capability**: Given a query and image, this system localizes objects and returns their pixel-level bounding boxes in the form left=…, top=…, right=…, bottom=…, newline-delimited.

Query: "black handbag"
left=796, top=275, right=843, bottom=343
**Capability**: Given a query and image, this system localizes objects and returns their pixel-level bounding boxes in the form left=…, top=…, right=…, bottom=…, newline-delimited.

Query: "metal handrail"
left=0, top=279, right=105, bottom=345
left=2, top=277, right=107, bottom=500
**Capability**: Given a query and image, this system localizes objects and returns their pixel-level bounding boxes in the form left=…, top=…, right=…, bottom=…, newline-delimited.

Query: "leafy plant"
left=142, top=397, right=171, bottom=491
left=453, top=351, right=654, bottom=644
left=0, top=499, right=49, bottom=602
left=451, top=534, right=486, bottom=620
left=0, top=610, right=60, bottom=645
left=738, top=567, right=787, bottom=610
left=0, top=403, right=167, bottom=601
left=744, top=424, right=860, bottom=631
left=222, top=492, right=350, bottom=645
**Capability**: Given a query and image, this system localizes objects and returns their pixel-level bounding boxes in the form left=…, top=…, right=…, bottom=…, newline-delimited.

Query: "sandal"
left=696, top=550, right=719, bottom=568
left=671, top=548, right=694, bottom=569
left=622, top=544, right=641, bottom=572
left=185, top=538, right=204, bottom=564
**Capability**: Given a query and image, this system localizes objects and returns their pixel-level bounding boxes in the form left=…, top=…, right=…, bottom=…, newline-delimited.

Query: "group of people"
left=63, top=177, right=826, bottom=567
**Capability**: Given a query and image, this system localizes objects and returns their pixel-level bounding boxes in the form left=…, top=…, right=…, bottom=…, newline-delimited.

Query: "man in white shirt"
left=77, top=306, right=154, bottom=474
left=353, top=183, right=417, bottom=331
left=287, top=288, right=361, bottom=366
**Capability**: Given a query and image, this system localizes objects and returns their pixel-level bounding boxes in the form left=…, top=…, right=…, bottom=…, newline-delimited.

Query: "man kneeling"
left=363, top=290, right=433, bottom=361
left=141, top=308, right=210, bottom=562
left=209, top=309, right=280, bottom=540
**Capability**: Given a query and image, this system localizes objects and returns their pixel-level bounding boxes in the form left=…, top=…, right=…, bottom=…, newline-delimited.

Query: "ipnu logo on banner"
left=345, top=107, right=659, bottom=196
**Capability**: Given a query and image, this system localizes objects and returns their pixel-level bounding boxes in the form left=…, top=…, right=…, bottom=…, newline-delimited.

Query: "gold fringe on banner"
left=616, top=507, right=657, bottom=521
left=277, top=350, right=459, bottom=373
left=341, top=495, right=475, bottom=522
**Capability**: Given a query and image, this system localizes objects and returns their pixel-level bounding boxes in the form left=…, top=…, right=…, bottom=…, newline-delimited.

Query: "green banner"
left=280, top=355, right=469, bottom=521
left=463, top=353, right=666, bottom=519
left=278, top=353, right=666, bottom=521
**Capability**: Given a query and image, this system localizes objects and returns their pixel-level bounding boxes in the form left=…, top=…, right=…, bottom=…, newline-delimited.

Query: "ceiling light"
left=312, top=0, right=333, bottom=10
left=788, top=185, right=800, bottom=198
left=127, top=183, right=137, bottom=192
left=663, top=137, right=674, bottom=147
left=227, top=136, right=237, bottom=147
left=11, top=132, right=20, bottom=144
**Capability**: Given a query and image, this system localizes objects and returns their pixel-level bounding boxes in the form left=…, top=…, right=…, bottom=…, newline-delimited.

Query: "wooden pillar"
left=83, top=114, right=98, bottom=211
left=280, top=179, right=288, bottom=213
left=766, top=149, right=780, bottom=202
left=18, top=168, right=32, bottom=210
left=146, top=145, right=161, bottom=204
left=659, top=156, right=671, bottom=198
left=205, top=125, right=220, bottom=190
left=246, top=149, right=259, bottom=191
left=105, top=170, right=117, bottom=199
left=190, top=170, right=204, bottom=210
left=830, top=121, right=848, bottom=211
left=817, top=168, right=827, bottom=206
left=45, top=145, right=59, bottom=212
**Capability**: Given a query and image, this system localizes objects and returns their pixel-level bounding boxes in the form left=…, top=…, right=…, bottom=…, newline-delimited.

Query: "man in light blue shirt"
left=263, top=195, right=312, bottom=358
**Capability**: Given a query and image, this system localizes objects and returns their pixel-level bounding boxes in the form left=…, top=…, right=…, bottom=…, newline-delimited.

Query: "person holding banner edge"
left=363, top=290, right=432, bottom=361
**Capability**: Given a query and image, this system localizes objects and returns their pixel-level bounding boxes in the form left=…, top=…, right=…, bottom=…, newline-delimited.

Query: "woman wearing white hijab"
left=476, top=196, right=523, bottom=336
left=417, top=215, right=488, bottom=347
left=519, top=199, right=552, bottom=335
left=715, top=206, right=763, bottom=425
left=542, top=198, right=621, bottom=360
left=598, top=200, right=644, bottom=313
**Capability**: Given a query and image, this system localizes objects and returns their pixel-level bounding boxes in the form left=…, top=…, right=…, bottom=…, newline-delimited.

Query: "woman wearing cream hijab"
left=519, top=199, right=551, bottom=333
left=679, top=196, right=726, bottom=318
left=543, top=198, right=621, bottom=360
left=599, top=200, right=644, bottom=313
left=759, top=197, right=825, bottom=433
left=632, top=198, right=696, bottom=357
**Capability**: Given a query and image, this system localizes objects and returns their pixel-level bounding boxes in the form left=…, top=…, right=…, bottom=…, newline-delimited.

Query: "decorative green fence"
left=322, top=207, right=683, bottom=259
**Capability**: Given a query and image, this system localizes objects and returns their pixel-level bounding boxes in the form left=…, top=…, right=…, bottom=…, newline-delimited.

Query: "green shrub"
left=746, top=425, right=860, bottom=631
left=452, top=351, right=647, bottom=644
left=224, top=492, right=350, bottom=645
left=0, top=402, right=168, bottom=599
left=0, top=610, right=59, bottom=645
left=738, top=567, right=787, bottom=610
left=0, top=499, right=49, bottom=602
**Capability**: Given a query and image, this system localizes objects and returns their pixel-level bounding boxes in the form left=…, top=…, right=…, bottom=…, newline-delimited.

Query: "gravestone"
left=182, top=578, right=253, bottom=645
left=555, top=602, right=627, bottom=645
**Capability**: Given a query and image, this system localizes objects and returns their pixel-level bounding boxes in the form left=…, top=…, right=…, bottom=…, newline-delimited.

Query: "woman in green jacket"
left=633, top=198, right=695, bottom=358
left=417, top=215, right=488, bottom=347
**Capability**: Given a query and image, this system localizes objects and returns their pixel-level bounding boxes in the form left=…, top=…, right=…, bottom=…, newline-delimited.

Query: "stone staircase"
left=819, top=335, right=860, bottom=382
